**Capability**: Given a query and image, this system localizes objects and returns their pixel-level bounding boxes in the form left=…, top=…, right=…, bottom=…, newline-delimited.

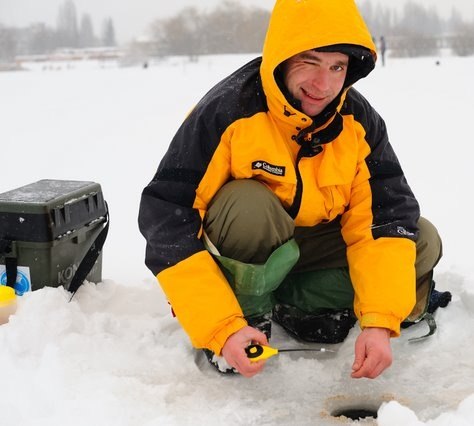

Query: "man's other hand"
left=351, top=327, right=392, bottom=379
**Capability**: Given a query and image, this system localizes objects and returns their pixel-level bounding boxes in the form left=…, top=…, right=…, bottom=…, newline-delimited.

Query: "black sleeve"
left=346, top=88, right=420, bottom=241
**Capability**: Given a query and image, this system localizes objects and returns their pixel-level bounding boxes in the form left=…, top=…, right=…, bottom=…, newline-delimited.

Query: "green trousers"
left=203, top=179, right=442, bottom=322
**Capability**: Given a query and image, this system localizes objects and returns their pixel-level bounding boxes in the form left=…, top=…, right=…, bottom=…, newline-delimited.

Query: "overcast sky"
left=1, top=0, right=473, bottom=43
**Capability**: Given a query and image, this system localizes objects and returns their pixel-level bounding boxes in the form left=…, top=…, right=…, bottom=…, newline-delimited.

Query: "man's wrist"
left=363, top=326, right=391, bottom=338
left=360, top=313, right=401, bottom=337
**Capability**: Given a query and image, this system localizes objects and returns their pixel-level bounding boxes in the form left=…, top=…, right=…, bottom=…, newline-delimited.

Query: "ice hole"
left=331, top=406, right=378, bottom=420
left=323, top=394, right=395, bottom=423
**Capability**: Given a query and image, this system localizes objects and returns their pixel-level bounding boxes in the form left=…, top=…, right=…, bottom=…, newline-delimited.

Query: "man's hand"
left=351, top=327, right=392, bottom=379
left=221, top=326, right=269, bottom=378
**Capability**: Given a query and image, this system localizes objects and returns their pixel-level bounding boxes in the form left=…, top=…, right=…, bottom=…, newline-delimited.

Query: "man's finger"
left=235, top=358, right=265, bottom=377
left=352, top=355, right=391, bottom=379
left=351, top=354, right=377, bottom=378
left=352, top=338, right=366, bottom=372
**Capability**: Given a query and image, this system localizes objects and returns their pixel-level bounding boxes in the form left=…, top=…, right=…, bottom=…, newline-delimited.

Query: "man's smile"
left=302, top=88, right=326, bottom=101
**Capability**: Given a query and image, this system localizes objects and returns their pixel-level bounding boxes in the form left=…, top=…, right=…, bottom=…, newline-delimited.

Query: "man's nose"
left=311, top=69, right=330, bottom=91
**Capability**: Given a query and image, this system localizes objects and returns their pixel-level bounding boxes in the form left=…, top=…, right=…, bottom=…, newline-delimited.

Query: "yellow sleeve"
left=157, top=250, right=247, bottom=354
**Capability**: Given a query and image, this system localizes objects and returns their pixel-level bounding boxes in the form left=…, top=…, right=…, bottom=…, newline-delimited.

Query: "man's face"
left=283, top=50, right=349, bottom=117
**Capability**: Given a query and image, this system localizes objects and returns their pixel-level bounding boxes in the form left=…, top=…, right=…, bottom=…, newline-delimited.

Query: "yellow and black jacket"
left=139, top=0, right=420, bottom=354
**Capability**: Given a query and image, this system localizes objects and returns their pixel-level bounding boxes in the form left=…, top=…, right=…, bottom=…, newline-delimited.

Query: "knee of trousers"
left=204, top=179, right=295, bottom=262
left=415, top=217, right=443, bottom=278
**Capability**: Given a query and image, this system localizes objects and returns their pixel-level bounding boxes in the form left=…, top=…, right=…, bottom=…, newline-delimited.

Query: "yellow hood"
left=261, top=0, right=377, bottom=121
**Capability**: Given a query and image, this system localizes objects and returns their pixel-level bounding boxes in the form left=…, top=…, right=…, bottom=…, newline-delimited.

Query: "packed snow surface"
left=1, top=54, right=474, bottom=425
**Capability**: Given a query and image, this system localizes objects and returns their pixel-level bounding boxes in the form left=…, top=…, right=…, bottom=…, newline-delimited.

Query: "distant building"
left=15, top=47, right=124, bottom=67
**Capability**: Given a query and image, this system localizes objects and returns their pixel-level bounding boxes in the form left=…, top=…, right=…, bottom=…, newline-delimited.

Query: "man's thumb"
left=352, top=358, right=362, bottom=371
left=352, top=340, right=365, bottom=371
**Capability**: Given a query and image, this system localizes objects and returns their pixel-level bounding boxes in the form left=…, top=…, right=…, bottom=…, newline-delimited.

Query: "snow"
left=1, top=53, right=474, bottom=425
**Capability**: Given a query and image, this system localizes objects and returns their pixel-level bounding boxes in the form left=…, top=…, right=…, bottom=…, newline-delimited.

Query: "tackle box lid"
left=0, top=179, right=107, bottom=243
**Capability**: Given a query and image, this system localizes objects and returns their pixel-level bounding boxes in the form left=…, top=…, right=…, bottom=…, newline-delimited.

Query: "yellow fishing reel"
left=245, top=344, right=279, bottom=362
left=245, top=343, right=334, bottom=362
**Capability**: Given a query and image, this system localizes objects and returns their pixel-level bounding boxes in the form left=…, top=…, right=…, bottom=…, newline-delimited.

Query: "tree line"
left=148, top=2, right=269, bottom=58
left=0, top=0, right=117, bottom=62
left=2, top=0, right=474, bottom=63
left=359, top=0, right=474, bottom=57
left=147, top=0, right=474, bottom=58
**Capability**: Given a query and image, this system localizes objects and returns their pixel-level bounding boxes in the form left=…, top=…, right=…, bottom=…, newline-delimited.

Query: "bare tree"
left=203, top=1, right=268, bottom=54
left=449, top=22, right=474, bottom=56
left=101, top=17, right=117, bottom=47
left=149, top=2, right=269, bottom=58
left=26, top=23, right=57, bottom=54
left=150, top=7, right=203, bottom=59
left=387, top=2, right=441, bottom=57
left=447, top=7, right=464, bottom=34
left=56, top=0, right=79, bottom=48
left=79, top=14, right=96, bottom=48
left=360, top=0, right=394, bottom=38
left=0, top=24, right=17, bottom=62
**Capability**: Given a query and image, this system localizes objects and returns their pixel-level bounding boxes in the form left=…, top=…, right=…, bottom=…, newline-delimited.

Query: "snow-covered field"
left=0, top=54, right=473, bottom=425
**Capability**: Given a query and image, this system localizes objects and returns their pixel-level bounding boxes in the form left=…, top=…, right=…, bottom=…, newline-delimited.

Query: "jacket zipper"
left=287, top=112, right=344, bottom=219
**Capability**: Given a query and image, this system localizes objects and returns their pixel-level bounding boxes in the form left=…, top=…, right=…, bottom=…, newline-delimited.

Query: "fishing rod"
left=245, top=344, right=335, bottom=362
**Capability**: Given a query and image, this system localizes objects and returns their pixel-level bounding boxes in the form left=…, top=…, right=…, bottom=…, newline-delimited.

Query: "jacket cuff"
left=206, top=317, right=248, bottom=355
left=360, top=312, right=401, bottom=337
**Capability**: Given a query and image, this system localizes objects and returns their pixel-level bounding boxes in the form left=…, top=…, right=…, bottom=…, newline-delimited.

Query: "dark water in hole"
left=332, top=408, right=378, bottom=420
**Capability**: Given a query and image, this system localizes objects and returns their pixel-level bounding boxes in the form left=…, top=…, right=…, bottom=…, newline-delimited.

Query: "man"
left=139, top=0, right=449, bottom=379
left=380, top=36, right=387, bottom=66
